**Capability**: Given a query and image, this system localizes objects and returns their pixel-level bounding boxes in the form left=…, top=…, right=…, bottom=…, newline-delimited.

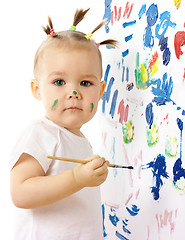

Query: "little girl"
left=9, top=8, right=117, bottom=240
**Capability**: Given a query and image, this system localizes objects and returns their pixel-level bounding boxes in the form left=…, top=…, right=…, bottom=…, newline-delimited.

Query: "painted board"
left=99, top=0, right=185, bottom=239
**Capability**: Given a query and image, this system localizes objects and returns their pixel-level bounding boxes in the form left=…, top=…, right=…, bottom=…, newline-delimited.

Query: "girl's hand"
left=72, top=155, right=109, bottom=187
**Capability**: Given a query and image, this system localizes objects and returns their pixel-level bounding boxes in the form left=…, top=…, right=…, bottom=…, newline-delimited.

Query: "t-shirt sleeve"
left=9, top=121, right=58, bottom=173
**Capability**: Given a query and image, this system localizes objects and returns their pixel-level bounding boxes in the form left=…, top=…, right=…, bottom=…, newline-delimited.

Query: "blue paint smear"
left=182, top=110, right=185, bottom=115
left=159, top=36, right=171, bottom=66
left=177, top=118, right=183, bottom=132
left=143, top=154, right=169, bottom=200
left=143, top=26, right=154, bottom=48
left=109, top=89, right=118, bottom=118
left=103, top=0, right=112, bottom=33
left=104, top=64, right=111, bottom=85
left=159, top=35, right=168, bottom=51
left=126, top=205, right=140, bottom=216
left=163, top=47, right=171, bottom=66
left=173, top=158, right=185, bottom=183
left=173, top=119, right=184, bottom=184
left=122, top=20, right=136, bottom=28
left=155, top=11, right=176, bottom=40
left=122, top=224, right=131, bottom=234
left=145, top=103, right=154, bottom=129
left=112, top=137, right=117, bottom=178
left=109, top=212, right=119, bottom=226
left=122, top=219, right=128, bottom=226
left=126, top=67, right=129, bottom=82
left=152, top=73, right=174, bottom=106
left=102, top=204, right=107, bottom=238
left=122, top=66, right=125, bottom=82
left=106, top=45, right=116, bottom=49
left=122, top=49, right=129, bottom=58
left=177, top=118, right=183, bottom=159
left=138, top=4, right=146, bottom=19
left=125, top=34, right=133, bottom=42
left=146, top=4, right=158, bottom=26
left=115, top=231, right=129, bottom=240
left=102, top=77, right=115, bottom=113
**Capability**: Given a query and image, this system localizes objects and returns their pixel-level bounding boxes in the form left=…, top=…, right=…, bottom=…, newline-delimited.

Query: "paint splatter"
left=159, top=36, right=171, bottom=66
left=109, top=209, right=119, bottom=226
left=103, top=0, right=113, bottom=33
left=173, top=0, right=181, bottom=9
left=145, top=103, right=154, bottom=129
left=126, top=82, right=134, bottom=91
left=155, top=11, right=176, bottom=40
left=109, top=90, right=118, bottom=118
left=51, top=99, right=58, bottom=111
left=165, top=136, right=178, bottom=157
left=174, top=31, right=185, bottom=59
left=118, top=100, right=129, bottom=124
left=138, top=4, right=146, bottom=19
left=143, top=4, right=158, bottom=48
left=115, top=231, right=129, bottom=240
left=147, top=123, right=159, bottom=147
left=126, top=205, right=140, bottom=216
left=151, top=73, right=173, bottom=106
left=102, top=204, right=107, bottom=238
left=102, top=76, right=115, bottom=114
left=122, top=120, right=134, bottom=144
left=143, top=154, right=169, bottom=200
left=91, top=103, right=94, bottom=112
left=135, top=52, right=157, bottom=90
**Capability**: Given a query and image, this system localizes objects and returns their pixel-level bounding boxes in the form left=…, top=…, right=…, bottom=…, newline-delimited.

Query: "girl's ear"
left=31, top=79, right=41, bottom=100
left=99, top=80, right=105, bottom=100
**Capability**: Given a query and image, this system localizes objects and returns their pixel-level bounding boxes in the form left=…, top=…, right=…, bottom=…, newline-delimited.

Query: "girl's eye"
left=54, top=80, right=65, bottom=86
left=81, top=81, right=91, bottom=87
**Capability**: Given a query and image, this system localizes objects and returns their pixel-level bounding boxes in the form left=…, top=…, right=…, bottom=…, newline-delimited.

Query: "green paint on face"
left=73, top=91, right=77, bottom=95
left=91, top=103, right=94, bottom=112
left=51, top=99, right=58, bottom=111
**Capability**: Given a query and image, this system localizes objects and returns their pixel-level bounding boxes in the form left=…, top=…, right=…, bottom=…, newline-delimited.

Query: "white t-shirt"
left=9, top=118, right=103, bottom=240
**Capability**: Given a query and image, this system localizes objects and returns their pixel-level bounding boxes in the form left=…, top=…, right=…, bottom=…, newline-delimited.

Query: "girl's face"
left=31, top=45, right=105, bottom=136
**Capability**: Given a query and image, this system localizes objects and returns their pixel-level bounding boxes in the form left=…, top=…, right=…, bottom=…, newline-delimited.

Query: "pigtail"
left=91, top=20, right=106, bottom=34
left=73, top=8, right=90, bottom=27
left=42, top=16, right=57, bottom=37
left=99, top=39, right=118, bottom=48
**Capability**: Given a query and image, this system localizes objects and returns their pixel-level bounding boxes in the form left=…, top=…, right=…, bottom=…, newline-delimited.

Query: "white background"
left=0, top=0, right=106, bottom=238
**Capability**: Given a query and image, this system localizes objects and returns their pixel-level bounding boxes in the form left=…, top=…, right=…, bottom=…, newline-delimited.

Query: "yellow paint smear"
left=173, top=0, right=181, bottom=9
left=151, top=59, right=159, bottom=77
left=140, top=64, right=148, bottom=82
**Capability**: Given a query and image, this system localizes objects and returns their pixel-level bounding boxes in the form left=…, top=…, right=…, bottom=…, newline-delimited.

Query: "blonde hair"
left=34, top=8, right=118, bottom=78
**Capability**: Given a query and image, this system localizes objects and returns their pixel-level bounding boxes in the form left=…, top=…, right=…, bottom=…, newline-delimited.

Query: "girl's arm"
left=10, top=153, right=108, bottom=209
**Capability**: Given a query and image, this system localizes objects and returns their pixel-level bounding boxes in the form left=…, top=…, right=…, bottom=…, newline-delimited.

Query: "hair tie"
left=48, top=28, right=57, bottom=37
left=69, top=25, right=76, bottom=30
left=96, top=43, right=100, bottom=48
left=85, top=32, right=93, bottom=40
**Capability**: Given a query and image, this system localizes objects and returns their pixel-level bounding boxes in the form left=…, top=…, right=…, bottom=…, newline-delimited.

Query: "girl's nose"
left=67, top=90, right=81, bottom=100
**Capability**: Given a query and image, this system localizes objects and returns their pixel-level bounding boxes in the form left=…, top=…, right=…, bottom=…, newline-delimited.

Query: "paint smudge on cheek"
left=91, top=103, right=94, bottom=112
left=51, top=99, right=58, bottom=111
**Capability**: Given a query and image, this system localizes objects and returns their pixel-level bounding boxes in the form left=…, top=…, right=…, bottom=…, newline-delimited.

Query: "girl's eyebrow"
left=81, top=74, right=98, bottom=80
left=48, top=71, right=66, bottom=78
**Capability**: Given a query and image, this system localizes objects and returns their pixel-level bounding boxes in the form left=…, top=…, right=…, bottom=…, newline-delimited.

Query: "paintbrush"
left=47, top=156, right=134, bottom=169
